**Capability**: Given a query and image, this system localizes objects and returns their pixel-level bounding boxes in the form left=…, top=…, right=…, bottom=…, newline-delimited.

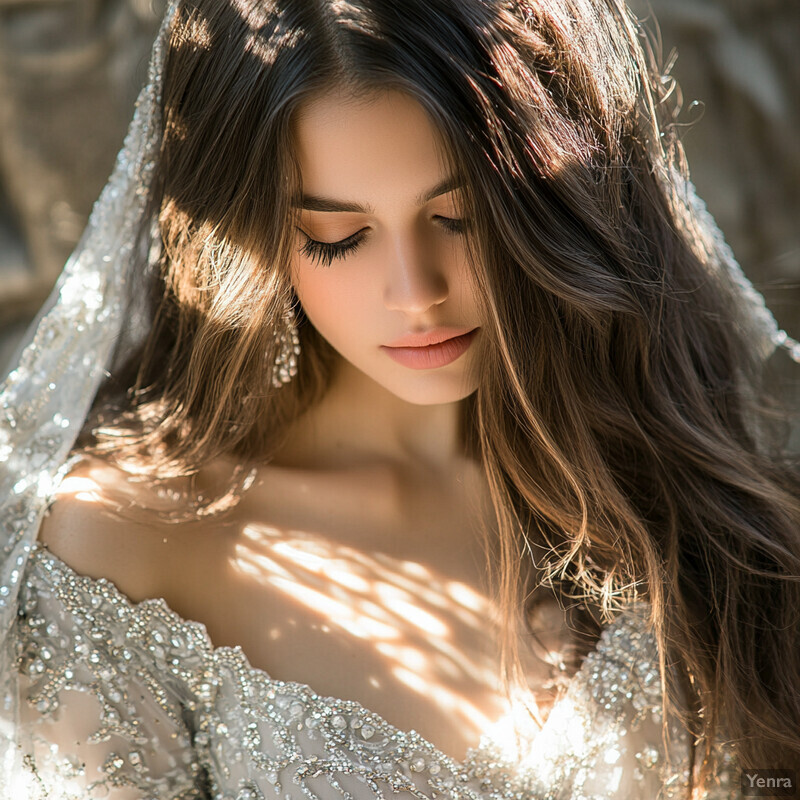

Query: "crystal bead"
left=361, top=723, right=375, bottom=739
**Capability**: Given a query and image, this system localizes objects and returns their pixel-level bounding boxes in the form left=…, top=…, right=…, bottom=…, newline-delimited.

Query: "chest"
left=157, top=463, right=570, bottom=762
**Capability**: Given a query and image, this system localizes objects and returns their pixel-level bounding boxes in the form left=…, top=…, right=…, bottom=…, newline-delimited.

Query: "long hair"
left=80, top=0, right=800, bottom=791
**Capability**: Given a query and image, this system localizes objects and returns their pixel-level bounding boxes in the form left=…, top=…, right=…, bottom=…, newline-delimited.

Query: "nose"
left=382, top=234, right=449, bottom=314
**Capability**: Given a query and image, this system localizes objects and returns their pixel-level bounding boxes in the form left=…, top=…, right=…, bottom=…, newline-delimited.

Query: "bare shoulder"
left=36, top=454, right=182, bottom=603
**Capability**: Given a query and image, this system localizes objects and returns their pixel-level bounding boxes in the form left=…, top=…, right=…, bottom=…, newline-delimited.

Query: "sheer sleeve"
left=6, top=546, right=206, bottom=799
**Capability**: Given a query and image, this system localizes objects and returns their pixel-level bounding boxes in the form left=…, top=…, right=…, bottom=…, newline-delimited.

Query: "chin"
left=378, top=373, right=479, bottom=406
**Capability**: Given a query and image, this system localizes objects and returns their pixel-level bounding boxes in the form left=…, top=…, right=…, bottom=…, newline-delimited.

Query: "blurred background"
left=0, top=0, right=165, bottom=361
left=0, top=0, right=798, bottom=444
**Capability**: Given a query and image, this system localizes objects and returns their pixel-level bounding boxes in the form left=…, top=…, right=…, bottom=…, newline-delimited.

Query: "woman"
left=1, top=0, right=798, bottom=796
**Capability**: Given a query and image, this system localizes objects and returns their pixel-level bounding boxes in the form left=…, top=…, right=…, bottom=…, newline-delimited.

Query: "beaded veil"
left=0, top=3, right=176, bottom=780
left=0, top=0, right=797, bottom=793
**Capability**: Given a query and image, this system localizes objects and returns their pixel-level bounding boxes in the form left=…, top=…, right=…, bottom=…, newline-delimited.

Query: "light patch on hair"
left=165, top=112, right=189, bottom=144
left=245, top=24, right=303, bottom=67
left=178, top=13, right=213, bottom=51
left=228, top=0, right=302, bottom=65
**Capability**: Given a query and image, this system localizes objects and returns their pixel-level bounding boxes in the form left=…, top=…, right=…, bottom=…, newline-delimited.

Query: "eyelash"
left=296, top=217, right=468, bottom=268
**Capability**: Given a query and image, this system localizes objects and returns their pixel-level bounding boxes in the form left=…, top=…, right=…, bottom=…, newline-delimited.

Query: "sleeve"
left=465, top=605, right=700, bottom=799
left=5, top=552, right=207, bottom=800
left=540, top=612, right=694, bottom=797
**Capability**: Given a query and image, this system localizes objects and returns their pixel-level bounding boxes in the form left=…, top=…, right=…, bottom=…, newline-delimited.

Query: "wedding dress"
left=1, top=1, right=794, bottom=797
left=7, top=536, right=740, bottom=799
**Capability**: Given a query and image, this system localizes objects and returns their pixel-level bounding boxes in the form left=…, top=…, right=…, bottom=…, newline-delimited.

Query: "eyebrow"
left=295, top=174, right=463, bottom=213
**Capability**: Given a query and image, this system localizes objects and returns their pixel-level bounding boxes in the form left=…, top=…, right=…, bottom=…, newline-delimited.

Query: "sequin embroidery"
left=10, top=544, right=741, bottom=800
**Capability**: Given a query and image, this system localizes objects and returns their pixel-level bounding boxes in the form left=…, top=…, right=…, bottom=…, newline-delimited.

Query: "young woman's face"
left=290, top=88, right=483, bottom=406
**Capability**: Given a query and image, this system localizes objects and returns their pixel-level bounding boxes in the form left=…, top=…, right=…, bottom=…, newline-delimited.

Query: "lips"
left=380, top=327, right=479, bottom=370
left=384, top=327, right=478, bottom=348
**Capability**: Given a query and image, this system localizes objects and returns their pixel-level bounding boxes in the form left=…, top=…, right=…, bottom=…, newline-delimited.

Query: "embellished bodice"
left=8, top=543, right=740, bottom=799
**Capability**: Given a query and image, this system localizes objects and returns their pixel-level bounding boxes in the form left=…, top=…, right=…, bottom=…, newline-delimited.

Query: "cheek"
left=291, top=260, right=373, bottom=341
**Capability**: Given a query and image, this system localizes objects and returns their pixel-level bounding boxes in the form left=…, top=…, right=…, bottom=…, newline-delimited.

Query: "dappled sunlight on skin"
left=228, top=521, right=538, bottom=754
left=446, top=579, right=486, bottom=612
left=56, top=476, right=104, bottom=505
left=234, top=547, right=294, bottom=582
left=373, top=582, right=450, bottom=637
left=269, top=577, right=401, bottom=641
left=391, top=666, right=495, bottom=730
left=370, top=551, right=491, bottom=628
left=49, top=468, right=567, bottom=763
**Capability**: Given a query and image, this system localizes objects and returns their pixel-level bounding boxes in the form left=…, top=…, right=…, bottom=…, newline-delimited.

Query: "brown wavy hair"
left=81, top=0, right=800, bottom=791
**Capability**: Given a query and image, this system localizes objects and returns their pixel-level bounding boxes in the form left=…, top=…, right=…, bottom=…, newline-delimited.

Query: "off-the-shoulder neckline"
left=25, top=541, right=654, bottom=777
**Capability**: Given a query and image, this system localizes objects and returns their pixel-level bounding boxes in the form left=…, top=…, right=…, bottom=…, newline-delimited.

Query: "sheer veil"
left=0, top=1, right=177, bottom=778
left=0, top=0, right=796, bottom=783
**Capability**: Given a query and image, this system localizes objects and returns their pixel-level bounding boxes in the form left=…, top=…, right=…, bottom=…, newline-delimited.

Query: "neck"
left=274, top=356, right=470, bottom=474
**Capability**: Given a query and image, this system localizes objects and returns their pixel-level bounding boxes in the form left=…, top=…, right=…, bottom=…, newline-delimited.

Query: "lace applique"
left=12, top=544, right=740, bottom=800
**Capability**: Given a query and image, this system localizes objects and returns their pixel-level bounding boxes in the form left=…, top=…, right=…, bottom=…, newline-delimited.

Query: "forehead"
left=290, top=88, right=452, bottom=206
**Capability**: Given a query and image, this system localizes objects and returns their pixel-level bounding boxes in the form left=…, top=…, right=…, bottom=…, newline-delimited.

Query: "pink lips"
left=381, top=327, right=480, bottom=370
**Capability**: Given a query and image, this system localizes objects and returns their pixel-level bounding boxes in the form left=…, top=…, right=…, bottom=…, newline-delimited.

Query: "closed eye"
left=295, top=227, right=369, bottom=268
left=436, top=216, right=467, bottom=234
left=295, top=216, right=469, bottom=268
